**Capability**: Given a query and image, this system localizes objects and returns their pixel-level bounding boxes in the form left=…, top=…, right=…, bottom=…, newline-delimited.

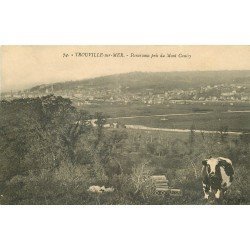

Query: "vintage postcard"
left=0, top=45, right=249, bottom=205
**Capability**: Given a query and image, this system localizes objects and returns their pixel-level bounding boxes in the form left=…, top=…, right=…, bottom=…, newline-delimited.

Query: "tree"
left=94, top=112, right=106, bottom=147
left=0, top=95, right=91, bottom=186
left=97, top=130, right=128, bottom=176
left=189, top=124, right=196, bottom=154
left=218, top=125, right=229, bottom=143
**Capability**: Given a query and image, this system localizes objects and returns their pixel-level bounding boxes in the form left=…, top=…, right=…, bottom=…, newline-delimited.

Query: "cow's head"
left=202, top=157, right=222, bottom=188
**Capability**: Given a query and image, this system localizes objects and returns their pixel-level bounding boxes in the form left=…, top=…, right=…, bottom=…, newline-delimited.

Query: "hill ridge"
left=29, top=70, right=250, bottom=93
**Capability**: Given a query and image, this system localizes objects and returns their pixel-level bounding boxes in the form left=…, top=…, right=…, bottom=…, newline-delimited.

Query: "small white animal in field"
left=88, top=186, right=103, bottom=193
left=88, top=185, right=114, bottom=193
left=104, top=187, right=114, bottom=193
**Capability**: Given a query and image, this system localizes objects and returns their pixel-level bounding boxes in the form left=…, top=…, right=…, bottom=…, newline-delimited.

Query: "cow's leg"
left=215, top=189, right=221, bottom=199
left=203, top=182, right=210, bottom=199
left=220, top=188, right=227, bottom=203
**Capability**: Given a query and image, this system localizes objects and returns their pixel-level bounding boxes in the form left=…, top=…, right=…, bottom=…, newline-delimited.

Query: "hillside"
left=29, top=70, right=250, bottom=93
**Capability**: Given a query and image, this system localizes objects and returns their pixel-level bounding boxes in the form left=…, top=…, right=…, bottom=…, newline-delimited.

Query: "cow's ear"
left=202, top=160, right=207, bottom=166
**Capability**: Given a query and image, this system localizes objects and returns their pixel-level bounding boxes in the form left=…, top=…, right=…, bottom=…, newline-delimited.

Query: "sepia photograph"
left=0, top=45, right=249, bottom=205
left=1, top=1, right=250, bottom=250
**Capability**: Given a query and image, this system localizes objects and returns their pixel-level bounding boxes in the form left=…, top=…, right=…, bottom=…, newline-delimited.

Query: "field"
left=83, top=101, right=250, bottom=132
left=108, top=111, right=250, bottom=132
left=82, top=101, right=250, bottom=118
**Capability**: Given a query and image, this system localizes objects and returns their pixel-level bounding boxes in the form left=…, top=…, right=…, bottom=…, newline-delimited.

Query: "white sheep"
left=88, top=185, right=114, bottom=193
left=104, top=187, right=114, bottom=193
left=88, top=185, right=103, bottom=193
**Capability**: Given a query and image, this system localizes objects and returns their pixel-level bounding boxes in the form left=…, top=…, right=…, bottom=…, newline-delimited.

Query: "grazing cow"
left=201, top=157, right=234, bottom=200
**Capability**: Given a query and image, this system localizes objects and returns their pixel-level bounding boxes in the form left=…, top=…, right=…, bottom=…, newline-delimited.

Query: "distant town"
left=1, top=82, right=250, bottom=108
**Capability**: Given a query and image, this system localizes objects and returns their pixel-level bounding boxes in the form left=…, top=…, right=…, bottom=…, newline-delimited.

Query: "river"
left=109, top=110, right=250, bottom=120
left=125, top=125, right=247, bottom=135
left=94, top=110, right=250, bottom=135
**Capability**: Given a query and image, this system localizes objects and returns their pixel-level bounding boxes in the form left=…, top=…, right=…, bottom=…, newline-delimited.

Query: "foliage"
left=0, top=96, right=249, bottom=205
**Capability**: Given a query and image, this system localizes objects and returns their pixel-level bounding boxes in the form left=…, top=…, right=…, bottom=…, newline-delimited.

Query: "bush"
left=1, top=96, right=249, bottom=205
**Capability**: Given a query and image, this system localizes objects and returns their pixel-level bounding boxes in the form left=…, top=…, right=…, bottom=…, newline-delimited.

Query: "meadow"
left=0, top=96, right=249, bottom=205
left=82, top=101, right=250, bottom=119
left=108, top=111, right=250, bottom=132
left=83, top=101, right=250, bottom=132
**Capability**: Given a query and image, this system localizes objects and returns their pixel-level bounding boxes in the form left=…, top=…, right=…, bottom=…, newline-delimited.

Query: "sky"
left=1, top=45, right=250, bottom=92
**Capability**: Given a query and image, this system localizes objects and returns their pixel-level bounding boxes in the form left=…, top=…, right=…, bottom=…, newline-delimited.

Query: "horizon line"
left=2, top=69, right=250, bottom=93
